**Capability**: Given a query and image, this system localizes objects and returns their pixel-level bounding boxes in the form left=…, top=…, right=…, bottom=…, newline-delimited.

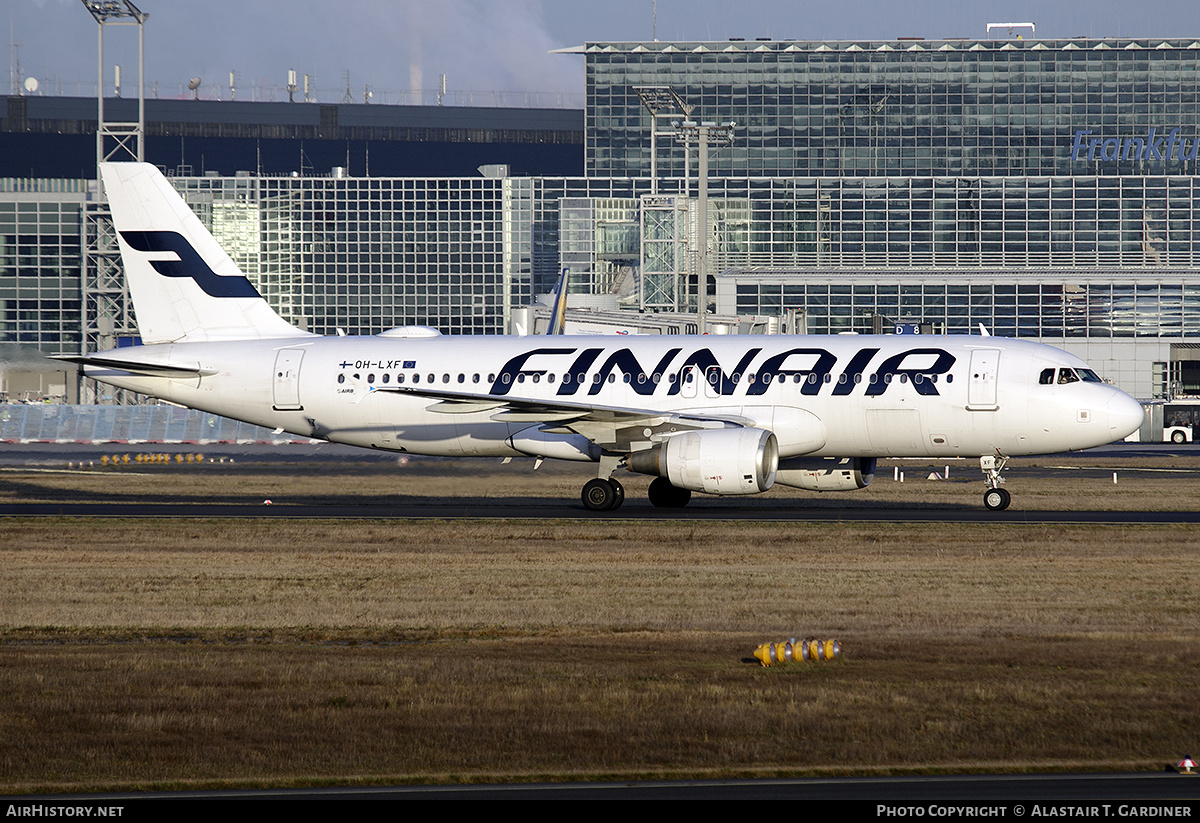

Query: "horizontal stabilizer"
left=50, top=354, right=217, bottom=379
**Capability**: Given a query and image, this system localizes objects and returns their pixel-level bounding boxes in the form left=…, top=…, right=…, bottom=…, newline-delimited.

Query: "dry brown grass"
left=1, top=511, right=1198, bottom=791
left=4, top=635, right=1196, bottom=789
left=1, top=520, right=1197, bottom=635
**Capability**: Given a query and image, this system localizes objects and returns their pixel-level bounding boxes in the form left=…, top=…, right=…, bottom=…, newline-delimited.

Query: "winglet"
left=546, top=267, right=569, bottom=335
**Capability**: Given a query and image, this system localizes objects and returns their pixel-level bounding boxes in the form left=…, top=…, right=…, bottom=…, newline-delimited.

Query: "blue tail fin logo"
left=120, top=230, right=261, bottom=299
left=546, top=267, right=569, bottom=335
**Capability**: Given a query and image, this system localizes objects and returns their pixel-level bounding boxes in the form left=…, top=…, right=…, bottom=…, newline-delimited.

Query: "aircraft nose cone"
left=1107, top=392, right=1145, bottom=440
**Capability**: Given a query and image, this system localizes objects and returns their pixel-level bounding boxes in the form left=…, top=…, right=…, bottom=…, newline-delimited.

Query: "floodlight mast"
left=81, top=0, right=148, bottom=185
left=634, top=85, right=693, bottom=195
left=80, top=0, right=148, bottom=393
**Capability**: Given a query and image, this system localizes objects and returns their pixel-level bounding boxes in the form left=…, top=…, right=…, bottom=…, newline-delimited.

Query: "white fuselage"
left=85, top=333, right=1145, bottom=461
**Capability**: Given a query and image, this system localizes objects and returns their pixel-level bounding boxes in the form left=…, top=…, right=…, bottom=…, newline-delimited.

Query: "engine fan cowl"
left=628, top=427, right=779, bottom=495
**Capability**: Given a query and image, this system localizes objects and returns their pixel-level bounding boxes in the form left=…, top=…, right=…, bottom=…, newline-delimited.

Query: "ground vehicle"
left=1163, top=401, right=1200, bottom=443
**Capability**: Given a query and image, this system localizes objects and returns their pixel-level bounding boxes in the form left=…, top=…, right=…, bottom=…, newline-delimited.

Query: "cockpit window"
left=1042, top=366, right=1104, bottom=386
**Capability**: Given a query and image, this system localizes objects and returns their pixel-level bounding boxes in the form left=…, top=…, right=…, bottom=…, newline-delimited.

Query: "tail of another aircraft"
left=99, top=162, right=309, bottom=345
left=545, top=267, right=569, bottom=335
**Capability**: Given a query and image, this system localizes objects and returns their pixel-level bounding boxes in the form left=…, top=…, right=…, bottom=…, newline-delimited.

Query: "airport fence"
left=0, top=404, right=319, bottom=445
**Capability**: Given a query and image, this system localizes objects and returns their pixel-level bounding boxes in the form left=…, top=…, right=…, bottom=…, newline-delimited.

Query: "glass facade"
left=0, top=181, right=87, bottom=353
left=174, top=175, right=509, bottom=336
left=171, top=175, right=663, bottom=336
left=558, top=175, right=1200, bottom=271
left=565, top=38, right=1200, bottom=397
left=730, top=278, right=1200, bottom=339
left=586, top=38, right=1200, bottom=179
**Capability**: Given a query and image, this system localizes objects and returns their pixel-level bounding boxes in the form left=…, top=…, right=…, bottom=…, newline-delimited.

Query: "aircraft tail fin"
left=98, top=162, right=309, bottom=345
left=546, top=267, right=569, bottom=335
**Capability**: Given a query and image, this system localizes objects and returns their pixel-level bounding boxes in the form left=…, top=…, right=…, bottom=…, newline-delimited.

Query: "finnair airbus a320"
left=63, top=163, right=1145, bottom=512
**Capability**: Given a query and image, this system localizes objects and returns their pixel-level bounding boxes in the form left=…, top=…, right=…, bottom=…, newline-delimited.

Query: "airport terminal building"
left=4, top=34, right=1200, bottom=401
left=570, top=36, right=1200, bottom=399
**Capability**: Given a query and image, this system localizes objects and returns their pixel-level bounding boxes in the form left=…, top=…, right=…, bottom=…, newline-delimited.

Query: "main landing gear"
left=647, top=476, right=691, bottom=508
left=980, top=454, right=1011, bottom=511
left=581, top=477, right=624, bottom=511
left=580, top=453, right=695, bottom=511
left=580, top=475, right=694, bottom=511
left=581, top=455, right=626, bottom=511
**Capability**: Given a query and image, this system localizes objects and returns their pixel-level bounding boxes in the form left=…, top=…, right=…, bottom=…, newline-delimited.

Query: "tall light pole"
left=79, top=0, right=148, bottom=401
left=633, top=86, right=693, bottom=195
left=81, top=0, right=148, bottom=178
left=670, top=121, right=735, bottom=327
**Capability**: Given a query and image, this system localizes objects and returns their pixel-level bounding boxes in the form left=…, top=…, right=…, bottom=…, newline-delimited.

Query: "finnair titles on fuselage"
left=67, top=162, right=1146, bottom=513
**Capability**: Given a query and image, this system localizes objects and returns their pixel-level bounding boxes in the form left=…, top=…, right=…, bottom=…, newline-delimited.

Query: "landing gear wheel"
left=983, top=487, right=1011, bottom=512
left=609, top=478, right=625, bottom=510
left=582, top=478, right=622, bottom=511
left=648, top=476, right=692, bottom=508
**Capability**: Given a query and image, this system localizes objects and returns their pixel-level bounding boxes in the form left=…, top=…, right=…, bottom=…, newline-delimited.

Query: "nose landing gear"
left=980, top=454, right=1011, bottom=511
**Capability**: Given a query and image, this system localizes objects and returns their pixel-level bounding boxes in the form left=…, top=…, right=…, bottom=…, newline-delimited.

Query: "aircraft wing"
left=369, top=384, right=745, bottom=450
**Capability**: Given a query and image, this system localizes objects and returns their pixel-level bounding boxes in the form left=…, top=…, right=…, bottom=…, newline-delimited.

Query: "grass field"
left=1, top=455, right=1198, bottom=792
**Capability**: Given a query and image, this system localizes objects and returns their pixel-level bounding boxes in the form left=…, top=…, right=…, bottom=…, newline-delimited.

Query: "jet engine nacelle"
left=627, top=427, right=779, bottom=495
left=774, top=457, right=876, bottom=492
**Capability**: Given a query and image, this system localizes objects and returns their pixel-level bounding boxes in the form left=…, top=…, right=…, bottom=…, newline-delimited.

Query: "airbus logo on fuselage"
left=488, top=346, right=957, bottom=398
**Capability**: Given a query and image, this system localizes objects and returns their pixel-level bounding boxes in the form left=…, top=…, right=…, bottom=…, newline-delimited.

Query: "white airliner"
left=62, top=163, right=1145, bottom=512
